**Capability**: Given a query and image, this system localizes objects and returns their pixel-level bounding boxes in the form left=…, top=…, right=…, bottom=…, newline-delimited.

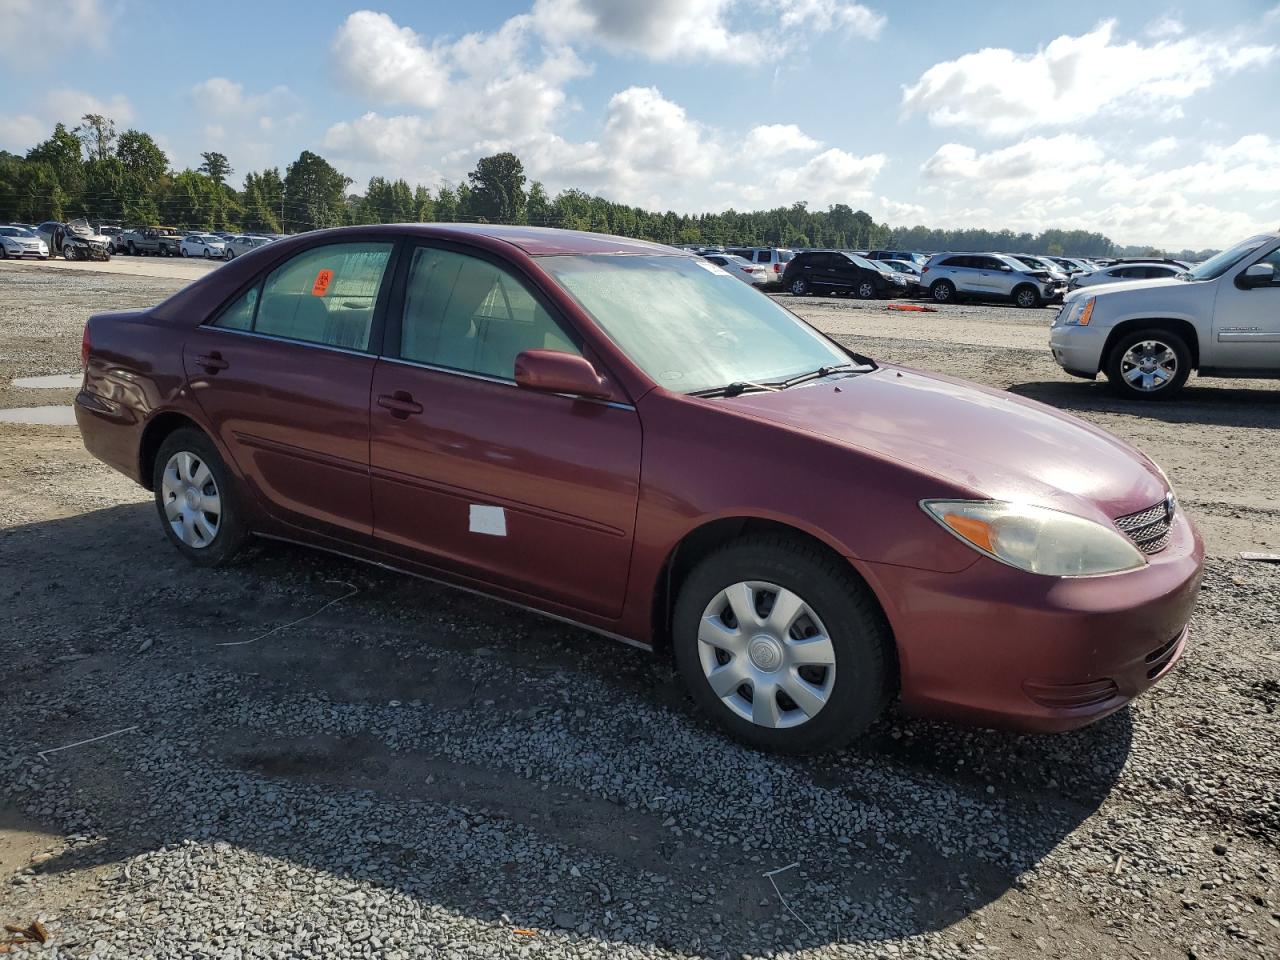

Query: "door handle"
left=377, top=391, right=423, bottom=418
left=195, top=352, right=229, bottom=372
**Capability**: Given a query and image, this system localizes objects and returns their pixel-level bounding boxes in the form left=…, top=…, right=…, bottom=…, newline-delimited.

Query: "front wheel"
left=1013, top=285, right=1040, bottom=309
left=930, top=279, right=955, bottom=303
left=180, top=247, right=189, bottom=257
left=152, top=428, right=248, bottom=566
left=1104, top=329, right=1191, bottom=400
left=224, top=248, right=235, bottom=261
left=789, top=278, right=809, bottom=296
left=673, top=535, right=892, bottom=754
left=856, top=280, right=877, bottom=299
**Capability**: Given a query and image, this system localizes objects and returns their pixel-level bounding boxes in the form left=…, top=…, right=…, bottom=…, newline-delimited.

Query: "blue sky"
left=2, top=0, right=1279, bottom=246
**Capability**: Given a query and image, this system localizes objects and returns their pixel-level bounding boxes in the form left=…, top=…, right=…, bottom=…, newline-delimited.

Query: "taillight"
left=921, top=265, right=930, bottom=274
left=81, top=323, right=91, bottom=368
left=773, top=262, right=781, bottom=273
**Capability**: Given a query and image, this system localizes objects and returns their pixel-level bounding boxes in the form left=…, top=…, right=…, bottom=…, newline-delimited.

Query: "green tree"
left=466, top=152, right=526, bottom=224
left=198, top=151, right=232, bottom=187
left=283, top=150, right=351, bottom=230
left=74, top=114, right=117, bottom=162
left=526, top=180, right=551, bottom=226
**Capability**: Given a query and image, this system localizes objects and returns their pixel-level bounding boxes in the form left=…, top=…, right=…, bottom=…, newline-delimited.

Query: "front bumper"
left=1049, top=320, right=1106, bottom=377
left=860, top=510, right=1203, bottom=732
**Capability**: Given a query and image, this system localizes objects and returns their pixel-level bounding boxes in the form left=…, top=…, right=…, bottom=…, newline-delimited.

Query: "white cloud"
left=774, top=148, right=885, bottom=205
left=331, top=11, right=451, bottom=109
left=529, top=0, right=882, bottom=63
left=187, top=79, right=302, bottom=173
left=0, top=0, right=111, bottom=64
left=1138, top=136, right=1179, bottom=159
left=0, top=88, right=134, bottom=153
left=921, top=135, right=1109, bottom=197
left=742, top=124, right=822, bottom=157
left=902, top=19, right=1277, bottom=137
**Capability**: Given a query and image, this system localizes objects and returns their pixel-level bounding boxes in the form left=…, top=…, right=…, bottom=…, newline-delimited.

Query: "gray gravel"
left=0, top=264, right=1277, bottom=959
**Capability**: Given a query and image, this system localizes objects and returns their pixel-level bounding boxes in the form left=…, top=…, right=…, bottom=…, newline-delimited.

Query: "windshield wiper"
left=774, top=362, right=860, bottom=389
left=689, top=380, right=781, bottom=398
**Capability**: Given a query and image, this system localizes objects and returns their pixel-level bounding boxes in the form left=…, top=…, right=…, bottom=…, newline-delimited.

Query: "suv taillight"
left=81, top=323, right=91, bottom=369
left=773, top=262, right=781, bottom=273
left=921, top=265, right=929, bottom=274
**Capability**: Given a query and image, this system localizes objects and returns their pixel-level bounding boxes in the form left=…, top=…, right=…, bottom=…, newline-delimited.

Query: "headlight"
left=1061, top=297, right=1095, bottom=326
left=921, top=499, right=1146, bottom=576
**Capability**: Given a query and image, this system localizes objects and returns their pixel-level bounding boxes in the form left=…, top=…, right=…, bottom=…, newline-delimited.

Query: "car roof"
left=404, top=223, right=680, bottom=257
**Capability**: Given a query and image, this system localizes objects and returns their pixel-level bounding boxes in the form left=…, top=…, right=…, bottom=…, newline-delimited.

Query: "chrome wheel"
left=790, top=279, right=808, bottom=296
left=697, top=581, right=836, bottom=729
left=161, top=450, right=221, bottom=548
left=1015, top=287, right=1038, bottom=308
left=1121, top=339, right=1178, bottom=392
left=858, top=281, right=875, bottom=298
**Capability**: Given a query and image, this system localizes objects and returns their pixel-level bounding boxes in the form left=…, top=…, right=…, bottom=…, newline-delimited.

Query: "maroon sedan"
left=76, top=225, right=1203, bottom=752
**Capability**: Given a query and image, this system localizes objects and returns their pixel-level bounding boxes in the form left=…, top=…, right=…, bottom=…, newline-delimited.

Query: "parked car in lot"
left=121, top=226, right=183, bottom=257
left=864, top=249, right=928, bottom=268
left=1008, top=254, right=1070, bottom=285
left=1046, top=256, right=1095, bottom=276
left=920, top=252, right=1065, bottom=307
left=180, top=234, right=227, bottom=259
left=878, top=258, right=923, bottom=295
left=725, top=247, right=795, bottom=286
left=36, top=219, right=113, bottom=261
left=222, top=234, right=274, bottom=260
left=75, top=224, right=1202, bottom=752
left=1068, top=261, right=1184, bottom=290
left=701, top=253, right=769, bottom=286
left=1052, top=231, right=1280, bottom=400
left=783, top=250, right=905, bottom=298
left=0, top=224, right=50, bottom=260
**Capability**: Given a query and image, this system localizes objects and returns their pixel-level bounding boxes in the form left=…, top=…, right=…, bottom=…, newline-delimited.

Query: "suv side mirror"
left=1000, top=265, right=1012, bottom=272
left=514, top=349, right=611, bottom=400
left=1238, top=262, right=1276, bottom=289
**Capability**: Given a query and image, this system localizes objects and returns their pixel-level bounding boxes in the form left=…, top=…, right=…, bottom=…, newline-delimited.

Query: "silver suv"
left=1050, top=231, right=1280, bottom=399
left=920, top=252, right=1065, bottom=308
left=725, top=247, right=795, bottom=286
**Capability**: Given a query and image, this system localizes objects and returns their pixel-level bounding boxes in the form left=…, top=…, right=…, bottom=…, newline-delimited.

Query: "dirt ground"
left=0, top=259, right=1277, bottom=960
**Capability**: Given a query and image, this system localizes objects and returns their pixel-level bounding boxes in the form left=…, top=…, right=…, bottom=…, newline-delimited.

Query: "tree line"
left=0, top=113, right=1128, bottom=257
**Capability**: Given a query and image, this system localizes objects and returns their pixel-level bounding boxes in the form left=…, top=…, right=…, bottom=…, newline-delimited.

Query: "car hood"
left=1065, top=277, right=1184, bottom=301
left=724, top=365, right=1167, bottom=523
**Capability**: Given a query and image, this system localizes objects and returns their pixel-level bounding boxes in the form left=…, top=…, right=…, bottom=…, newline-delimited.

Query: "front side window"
left=210, top=242, right=391, bottom=350
left=399, top=247, right=579, bottom=379
left=1187, top=235, right=1272, bottom=281
left=541, top=254, right=850, bottom=395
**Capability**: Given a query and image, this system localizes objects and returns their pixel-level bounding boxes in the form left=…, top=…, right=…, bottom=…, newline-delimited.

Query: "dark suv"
left=782, top=250, right=902, bottom=298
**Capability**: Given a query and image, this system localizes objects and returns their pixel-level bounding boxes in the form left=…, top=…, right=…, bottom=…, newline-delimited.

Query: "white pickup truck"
left=1050, top=231, right=1280, bottom=399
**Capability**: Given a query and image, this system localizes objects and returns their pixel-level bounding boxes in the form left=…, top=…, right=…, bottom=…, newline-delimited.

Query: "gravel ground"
left=0, top=262, right=1277, bottom=960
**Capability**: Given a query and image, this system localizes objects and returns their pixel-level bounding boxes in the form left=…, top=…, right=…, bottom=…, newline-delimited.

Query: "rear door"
left=183, top=239, right=397, bottom=540
left=367, top=242, right=643, bottom=618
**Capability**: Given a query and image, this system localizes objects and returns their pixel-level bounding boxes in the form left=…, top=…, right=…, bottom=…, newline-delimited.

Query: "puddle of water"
left=0, top=406, right=77, bottom=425
left=12, top=373, right=81, bottom=389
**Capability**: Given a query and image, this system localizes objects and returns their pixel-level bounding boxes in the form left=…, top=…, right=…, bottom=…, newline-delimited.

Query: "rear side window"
left=939, top=256, right=969, bottom=268
left=254, top=243, right=392, bottom=350
left=213, top=286, right=258, bottom=331
left=399, top=247, right=579, bottom=379
left=756, top=251, right=772, bottom=263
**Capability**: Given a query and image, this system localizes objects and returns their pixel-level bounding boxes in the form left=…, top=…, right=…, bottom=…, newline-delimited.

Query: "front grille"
left=1115, top=498, right=1174, bottom=554
left=1144, top=632, right=1182, bottom=679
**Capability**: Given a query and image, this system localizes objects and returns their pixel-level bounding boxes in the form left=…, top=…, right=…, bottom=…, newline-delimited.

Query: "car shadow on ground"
left=1009, top=379, right=1280, bottom=427
left=2, top=503, right=1132, bottom=953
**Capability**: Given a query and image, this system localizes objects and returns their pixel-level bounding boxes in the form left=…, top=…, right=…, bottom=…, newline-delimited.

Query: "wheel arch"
left=1101, top=317, right=1200, bottom=370
left=137, top=411, right=208, bottom=491
left=649, top=516, right=899, bottom=684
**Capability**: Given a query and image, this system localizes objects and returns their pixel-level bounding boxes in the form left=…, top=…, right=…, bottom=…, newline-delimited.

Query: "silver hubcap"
left=859, top=282, right=874, bottom=297
left=698, top=581, right=836, bottom=729
left=791, top=280, right=805, bottom=294
left=1017, top=289, right=1035, bottom=306
left=934, top=284, right=950, bottom=300
left=1121, top=340, right=1177, bottom=392
left=161, top=451, right=221, bottom=548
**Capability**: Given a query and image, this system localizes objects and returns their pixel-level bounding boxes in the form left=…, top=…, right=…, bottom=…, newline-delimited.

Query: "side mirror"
left=1238, top=262, right=1276, bottom=289
left=514, top=350, right=611, bottom=400
left=1000, top=265, right=1012, bottom=272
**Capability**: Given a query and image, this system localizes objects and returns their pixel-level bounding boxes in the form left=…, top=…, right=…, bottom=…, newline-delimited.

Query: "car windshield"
left=1184, top=235, right=1274, bottom=281
left=0, top=227, right=30, bottom=237
left=541, top=254, right=850, bottom=395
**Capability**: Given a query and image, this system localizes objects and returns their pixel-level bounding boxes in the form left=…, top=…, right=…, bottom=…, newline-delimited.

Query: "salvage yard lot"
left=0, top=261, right=1277, bottom=960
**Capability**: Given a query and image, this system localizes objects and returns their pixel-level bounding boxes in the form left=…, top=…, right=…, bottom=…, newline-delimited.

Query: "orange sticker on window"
left=311, top=269, right=333, bottom=296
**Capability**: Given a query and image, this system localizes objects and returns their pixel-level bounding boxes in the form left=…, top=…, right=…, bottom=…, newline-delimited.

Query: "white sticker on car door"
left=469, top=505, right=507, bottom=537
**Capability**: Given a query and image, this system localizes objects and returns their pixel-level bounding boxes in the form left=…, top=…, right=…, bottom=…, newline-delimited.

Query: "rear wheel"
left=127, top=242, right=136, bottom=256
left=1104, top=328, right=1191, bottom=400
left=152, top=428, right=248, bottom=567
left=224, top=248, right=235, bottom=261
left=856, top=280, right=877, bottom=299
left=789, top=278, right=809, bottom=296
left=930, top=279, right=955, bottom=303
left=673, top=535, right=892, bottom=753
left=1013, top=284, right=1040, bottom=309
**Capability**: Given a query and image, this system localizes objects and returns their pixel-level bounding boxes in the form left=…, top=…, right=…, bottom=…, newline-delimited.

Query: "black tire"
left=1012, top=284, right=1040, bottom=309
left=224, top=248, right=235, bottom=261
left=1103, top=328, right=1191, bottom=400
left=127, top=242, right=136, bottom=256
left=789, top=277, right=808, bottom=296
left=152, top=427, right=248, bottom=567
left=856, top=279, right=877, bottom=299
left=0, top=246, right=7, bottom=259
left=180, top=246, right=189, bottom=257
left=930, top=279, right=955, bottom=303
left=672, top=534, right=893, bottom=754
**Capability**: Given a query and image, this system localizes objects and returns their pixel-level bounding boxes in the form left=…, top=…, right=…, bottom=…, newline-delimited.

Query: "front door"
left=1211, top=243, right=1280, bottom=371
left=368, top=243, right=643, bottom=618
left=184, top=240, right=396, bottom=539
